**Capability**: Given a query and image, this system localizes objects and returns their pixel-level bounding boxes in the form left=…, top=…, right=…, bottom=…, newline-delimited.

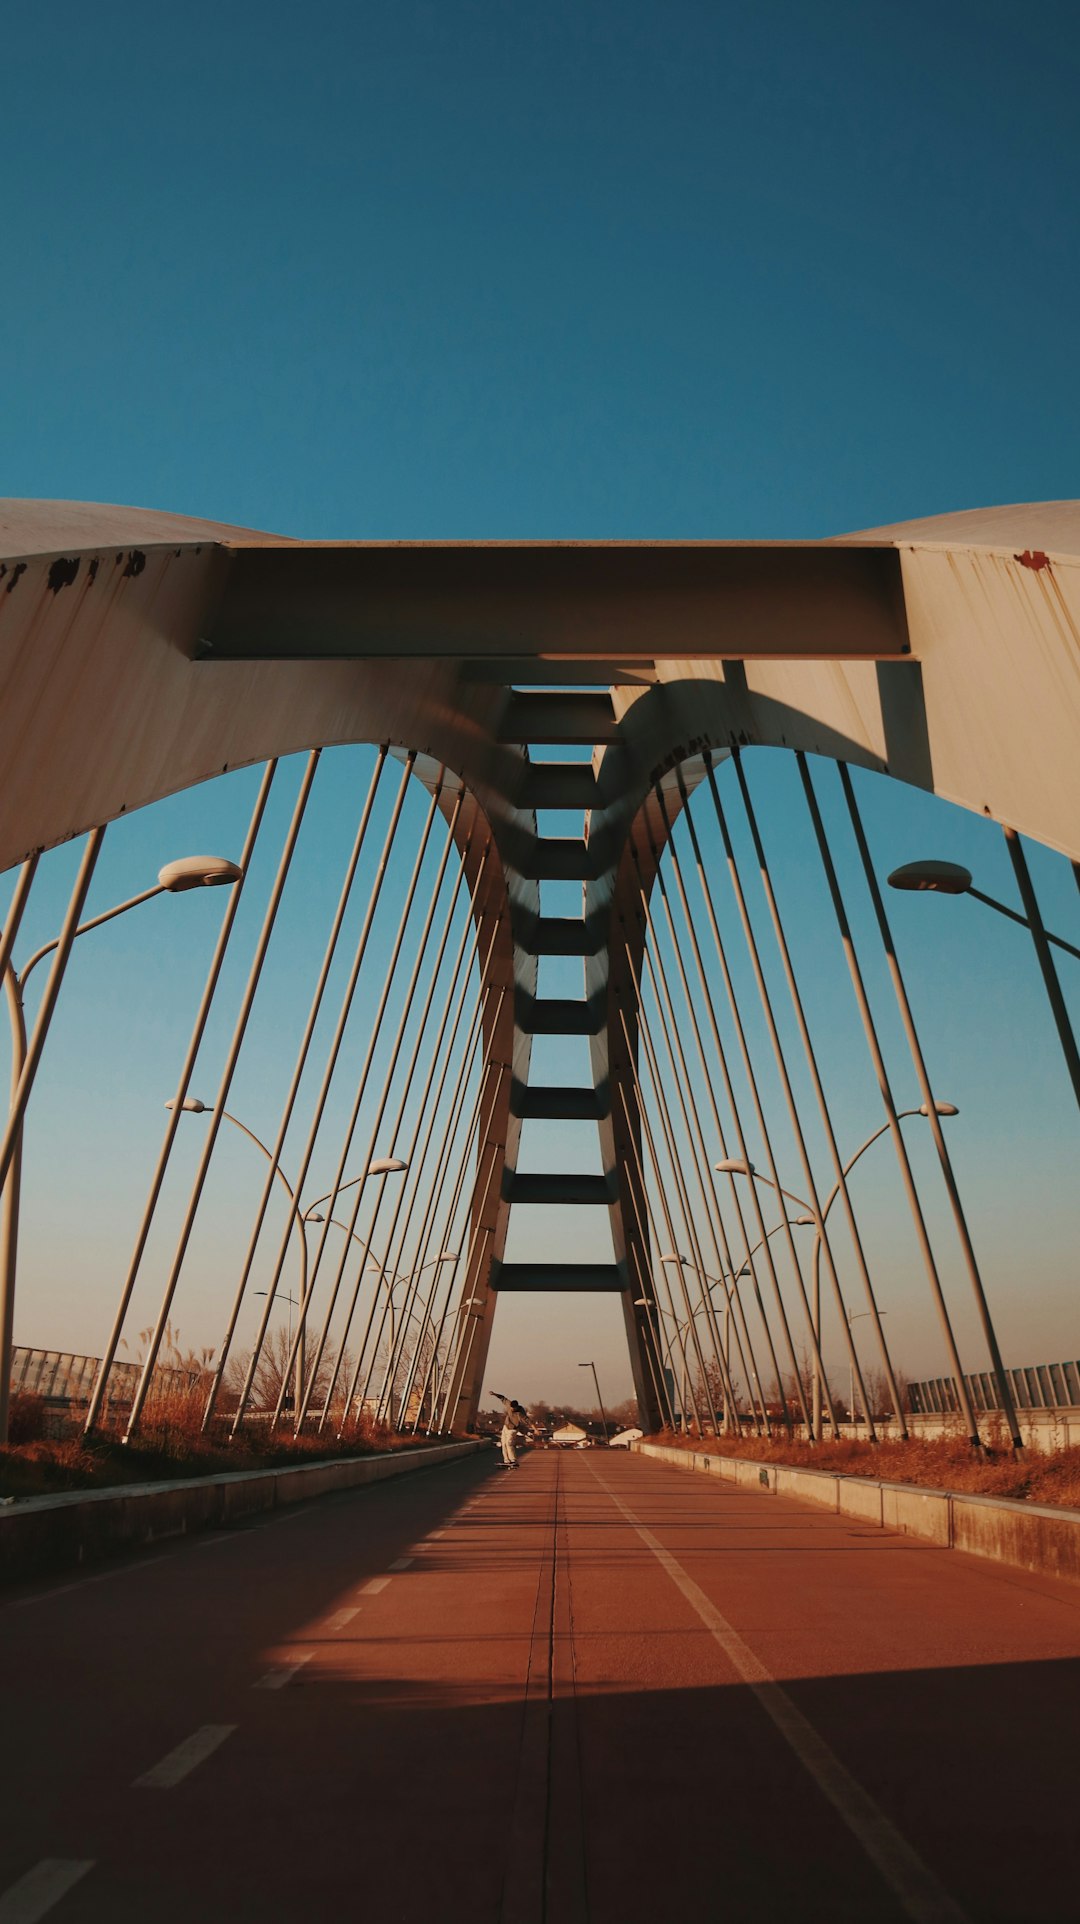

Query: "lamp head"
left=158, top=856, right=243, bottom=893
left=659, top=1251, right=688, bottom=1266
left=368, top=1157, right=408, bottom=1176
left=920, top=1100, right=959, bottom=1117
left=715, top=1157, right=754, bottom=1176
left=164, top=1096, right=210, bottom=1114
left=887, top=860, right=972, bottom=895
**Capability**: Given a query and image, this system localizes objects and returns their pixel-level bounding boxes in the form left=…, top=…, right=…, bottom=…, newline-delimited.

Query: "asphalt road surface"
left=1, top=1448, right=1078, bottom=1922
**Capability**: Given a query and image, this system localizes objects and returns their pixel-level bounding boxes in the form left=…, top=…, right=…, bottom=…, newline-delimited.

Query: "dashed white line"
left=325, top=1607, right=358, bottom=1631
left=388, top=1556, right=413, bottom=1571
left=0, top=1859, right=94, bottom=1923
left=360, top=1575, right=391, bottom=1595
left=253, top=1653, right=312, bottom=1690
left=133, top=1723, right=237, bottom=1789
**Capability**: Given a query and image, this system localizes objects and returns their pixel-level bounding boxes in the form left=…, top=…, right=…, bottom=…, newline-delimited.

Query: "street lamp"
left=845, top=1306, right=886, bottom=1427
left=888, top=852, right=1080, bottom=1113
left=167, top=1096, right=405, bottom=1427
left=578, top=1360, right=609, bottom=1445
left=661, top=1237, right=811, bottom=1434
left=719, top=1106, right=956, bottom=1435
left=0, top=853, right=242, bottom=1443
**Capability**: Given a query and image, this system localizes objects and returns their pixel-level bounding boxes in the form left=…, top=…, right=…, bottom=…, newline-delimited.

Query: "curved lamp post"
left=368, top=1251, right=458, bottom=1429
left=578, top=1360, right=609, bottom=1444
left=168, top=1094, right=404, bottom=1424
left=717, top=1101, right=955, bottom=1433
left=0, top=854, right=242, bottom=1443
left=889, top=853, right=1080, bottom=1113
left=660, top=1222, right=813, bottom=1433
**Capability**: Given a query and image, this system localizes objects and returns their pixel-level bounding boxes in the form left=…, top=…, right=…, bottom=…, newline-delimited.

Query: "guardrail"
left=632, top=1440, right=1080, bottom=1587
left=0, top=1439, right=484, bottom=1585
left=909, top=1359, right=1080, bottom=1414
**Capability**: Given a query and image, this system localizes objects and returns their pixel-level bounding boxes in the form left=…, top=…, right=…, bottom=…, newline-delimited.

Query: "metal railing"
left=9, top=1345, right=196, bottom=1407
left=909, top=1361, right=1080, bottom=1415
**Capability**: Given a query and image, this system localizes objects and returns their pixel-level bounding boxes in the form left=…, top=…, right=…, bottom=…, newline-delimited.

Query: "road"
left=1, top=1448, right=1078, bottom=1922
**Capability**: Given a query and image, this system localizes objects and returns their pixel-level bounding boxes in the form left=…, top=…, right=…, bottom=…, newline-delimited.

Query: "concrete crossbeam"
left=493, top=1263, right=625, bottom=1291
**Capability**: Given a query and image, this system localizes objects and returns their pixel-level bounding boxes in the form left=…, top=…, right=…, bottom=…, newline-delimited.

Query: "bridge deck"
left=2, top=1450, right=1078, bottom=1921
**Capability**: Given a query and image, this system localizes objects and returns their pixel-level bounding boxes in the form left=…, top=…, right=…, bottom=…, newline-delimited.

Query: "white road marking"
left=388, top=1556, right=413, bottom=1570
left=360, top=1576, right=391, bottom=1595
left=593, top=1472, right=969, bottom=1924
left=428, top=1529, right=446, bottom=1539
left=325, top=1607, right=358, bottom=1631
left=253, top=1653, right=312, bottom=1690
left=133, top=1723, right=237, bottom=1789
left=0, top=1859, right=94, bottom=1923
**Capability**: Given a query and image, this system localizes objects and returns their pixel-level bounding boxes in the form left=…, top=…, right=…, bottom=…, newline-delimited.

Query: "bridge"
left=1, top=497, right=1079, bottom=1919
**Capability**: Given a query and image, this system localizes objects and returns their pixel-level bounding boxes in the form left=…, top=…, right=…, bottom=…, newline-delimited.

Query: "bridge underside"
left=1, top=497, right=1078, bottom=1437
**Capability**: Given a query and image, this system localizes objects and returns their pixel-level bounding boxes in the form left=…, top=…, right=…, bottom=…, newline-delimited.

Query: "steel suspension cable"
left=285, top=766, right=441, bottom=1428
left=703, top=761, right=851, bottom=1436
left=0, top=830, right=104, bottom=1203
left=383, top=1044, right=495, bottom=1427
left=630, top=938, right=742, bottom=1427
left=631, top=834, right=767, bottom=1433
left=345, top=920, right=498, bottom=1426
left=203, top=746, right=388, bottom=1428
left=232, top=753, right=416, bottom=1435
left=336, top=819, right=488, bottom=1423
left=642, top=810, right=779, bottom=1433
left=612, top=1090, right=683, bottom=1431
left=796, top=753, right=980, bottom=1446
left=732, top=750, right=906, bottom=1435
left=840, top=762, right=1021, bottom=1447
left=310, top=787, right=465, bottom=1429
left=125, top=753, right=320, bottom=1440
left=614, top=990, right=714, bottom=1432
left=392, top=1000, right=506, bottom=1427
left=87, top=764, right=277, bottom=1435
left=307, top=779, right=462, bottom=1430
left=638, top=910, right=764, bottom=1433
left=614, top=1070, right=701, bottom=1432
left=668, top=799, right=807, bottom=1426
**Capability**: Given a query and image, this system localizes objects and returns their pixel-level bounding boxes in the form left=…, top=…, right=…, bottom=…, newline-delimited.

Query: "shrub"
left=7, top=1392, right=46, bottom=1444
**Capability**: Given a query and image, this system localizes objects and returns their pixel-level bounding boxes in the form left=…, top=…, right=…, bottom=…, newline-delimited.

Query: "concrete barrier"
left=0, top=1440, right=483, bottom=1586
left=777, top=1466, right=839, bottom=1513
left=837, top=1477, right=883, bottom=1525
left=950, top=1490, right=1080, bottom=1585
left=881, top=1481, right=951, bottom=1546
left=631, top=1441, right=1080, bottom=1586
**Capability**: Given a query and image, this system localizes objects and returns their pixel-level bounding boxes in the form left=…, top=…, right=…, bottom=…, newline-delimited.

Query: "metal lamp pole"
left=845, top=1306, right=886, bottom=1426
left=578, top=1360, right=609, bottom=1445
left=0, top=853, right=242, bottom=1444
left=888, top=847, right=1080, bottom=1114
left=172, top=1096, right=404, bottom=1426
left=808, top=1104, right=956, bottom=1431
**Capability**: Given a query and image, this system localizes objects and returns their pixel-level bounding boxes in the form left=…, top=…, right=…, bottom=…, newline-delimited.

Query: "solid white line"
left=325, top=1607, right=358, bottom=1631
left=253, top=1653, right=312, bottom=1690
left=388, top=1556, right=413, bottom=1571
left=592, top=1472, right=968, bottom=1924
left=0, top=1860, right=94, bottom=1923
left=133, top=1723, right=237, bottom=1789
left=360, top=1575, right=390, bottom=1595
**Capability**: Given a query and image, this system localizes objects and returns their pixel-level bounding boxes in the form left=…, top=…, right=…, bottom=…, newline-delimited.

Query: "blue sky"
left=2, top=1, right=1079, bottom=1411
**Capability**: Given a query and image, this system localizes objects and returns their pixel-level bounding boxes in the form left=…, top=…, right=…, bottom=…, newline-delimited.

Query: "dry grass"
left=649, top=1426, right=1080, bottom=1511
left=0, top=1390, right=444, bottom=1501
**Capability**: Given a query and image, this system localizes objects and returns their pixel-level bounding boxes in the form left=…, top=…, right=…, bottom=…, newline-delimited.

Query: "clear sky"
left=2, top=1, right=1079, bottom=1414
